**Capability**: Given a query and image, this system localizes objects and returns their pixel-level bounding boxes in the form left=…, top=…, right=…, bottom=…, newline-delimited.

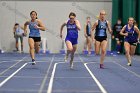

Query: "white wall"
left=0, top=1, right=112, bottom=53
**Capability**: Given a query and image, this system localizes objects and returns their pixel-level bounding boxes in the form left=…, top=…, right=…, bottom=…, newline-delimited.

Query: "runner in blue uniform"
left=24, top=11, right=46, bottom=65
left=60, top=12, right=81, bottom=69
left=120, top=17, right=140, bottom=66
left=91, top=10, right=112, bottom=69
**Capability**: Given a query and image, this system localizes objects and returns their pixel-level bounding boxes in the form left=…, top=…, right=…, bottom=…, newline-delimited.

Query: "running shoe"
left=100, top=64, right=104, bottom=69
left=70, top=60, right=74, bottom=69
left=127, top=62, right=132, bottom=66
left=32, top=59, right=36, bottom=65
left=64, top=55, right=68, bottom=62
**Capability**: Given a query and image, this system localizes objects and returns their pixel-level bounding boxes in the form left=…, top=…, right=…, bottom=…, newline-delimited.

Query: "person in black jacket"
left=112, top=19, right=124, bottom=54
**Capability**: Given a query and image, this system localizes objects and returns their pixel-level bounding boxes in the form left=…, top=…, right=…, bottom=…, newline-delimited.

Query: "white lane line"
left=0, top=56, right=27, bottom=76
left=54, top=77, right=92, bottom=79
left=47, top=62, right=65, bottom=93
left=78, top=55, right=107, bottom=93
left=0, top=76, right=91, bottom=79
left=38, top=55, right=55, bottom=93
left=47, top=63, right=58, bottom=93
left=0, top=89, right=100, bottom=93
left=0, top=63, right=28, bottom=87
left=0, top=76, right=44, bottom=79
left=84, top=63, right=107, bottom=93
left=0, top=89, right=46, bottom=92
left=0, top=60, right=23, bottom=62
left=47, top=61, right=93, bottom=93
left=0, top=62, right=4, bottom=64
left=112, top=61, right=140, bottom=78
left=53, top=90, right=101, bottom=93
left=82, top=62, right=112, bottom=64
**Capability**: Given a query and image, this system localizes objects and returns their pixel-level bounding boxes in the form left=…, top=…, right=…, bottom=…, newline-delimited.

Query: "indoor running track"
left=0, top=53, right=140, bottom=93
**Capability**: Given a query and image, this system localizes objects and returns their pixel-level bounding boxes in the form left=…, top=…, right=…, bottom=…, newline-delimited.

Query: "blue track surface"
left=0, top=53, right=140, bottom=93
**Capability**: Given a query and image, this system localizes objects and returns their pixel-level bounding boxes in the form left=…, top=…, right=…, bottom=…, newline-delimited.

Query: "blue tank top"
left=86, top=23, right=91, bottom=36
left=29, top=20, right=40, bottom=37
left=15, top=26, right=24, bottom=36
left=66, top=20, right=78, bottom=38
left=124, top=25, right=138, bottom=42
left=95, top=20, right=107, bottom=37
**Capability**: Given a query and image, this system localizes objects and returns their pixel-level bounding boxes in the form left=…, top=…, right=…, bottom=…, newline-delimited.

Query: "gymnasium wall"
left=0, top=0, right=112, bottom=53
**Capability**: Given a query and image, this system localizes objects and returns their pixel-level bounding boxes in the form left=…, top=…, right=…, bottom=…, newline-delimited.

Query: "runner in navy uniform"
left=60, top=12, right=81, bottom=69
left=120, top=17, right=140, bottom=66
